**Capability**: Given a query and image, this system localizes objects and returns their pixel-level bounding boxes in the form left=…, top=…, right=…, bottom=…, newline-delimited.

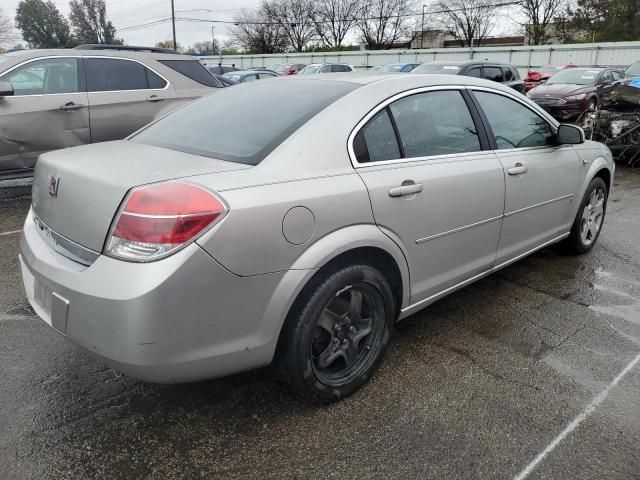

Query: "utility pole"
left=171, top=0, right=177, bottom=50
left=211, top=26, right=216, bottom=55
left=420, top=4, right=425, bottom=49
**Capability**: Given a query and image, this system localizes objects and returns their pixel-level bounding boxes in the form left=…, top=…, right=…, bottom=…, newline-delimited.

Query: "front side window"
left=389, top=91, right=481, bottom=158
left=1, top=58, right=79, bottom=95
left=474, top=91, right=553, bottom=149
left=503, top=67, right=514, bottom=81
left=483, top=66, right=504, bottom=82
left=85, top=58, right=166, bottom=92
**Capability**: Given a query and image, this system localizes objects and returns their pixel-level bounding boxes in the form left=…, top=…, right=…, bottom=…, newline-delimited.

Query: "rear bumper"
left=20, top=208, right=304, bottom=383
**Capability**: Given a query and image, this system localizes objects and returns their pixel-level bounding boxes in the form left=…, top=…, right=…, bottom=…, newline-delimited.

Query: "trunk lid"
left=32, top=140, right=251, bottom=253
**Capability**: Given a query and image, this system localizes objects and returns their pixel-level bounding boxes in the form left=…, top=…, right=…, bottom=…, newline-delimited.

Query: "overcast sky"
left=0, top=0, right=522, bottom=50
left=0, top=0, right=265, bottom=48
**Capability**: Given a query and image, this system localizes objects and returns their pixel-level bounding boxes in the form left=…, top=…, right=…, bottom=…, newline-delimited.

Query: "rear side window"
left=475, top=91, right=553, bottom=149
left=85, top=58, right=167, bottom=92
left=483, top=66, right=504, bottom=82
left=390, top=91, right=480, bottom=158
left=159, top=60, right=219, bottom=87
left=354, top=110, right=400, bottom=163
left=133, top=79, right=356, bottom=165
left=354, top=90, right=481, bottom=163
left=466, top=67, right=482, bottom=78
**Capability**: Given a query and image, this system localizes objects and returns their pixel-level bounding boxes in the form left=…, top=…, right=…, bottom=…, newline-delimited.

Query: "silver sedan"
left=20, top=73, right=614, bottom=403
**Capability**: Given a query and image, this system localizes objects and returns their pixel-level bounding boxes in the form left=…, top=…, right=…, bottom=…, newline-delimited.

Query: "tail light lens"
left=105, top=182, right=227, bottom=262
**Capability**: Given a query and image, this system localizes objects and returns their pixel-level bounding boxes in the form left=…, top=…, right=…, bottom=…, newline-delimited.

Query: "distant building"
left=411, top=30, right=525, bottom=49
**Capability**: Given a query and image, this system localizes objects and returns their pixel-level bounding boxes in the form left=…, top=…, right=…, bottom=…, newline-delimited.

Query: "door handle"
left=59, top=102, right=85, bottom=112
left=508, top=163, right=528, bottom=176
left=147, top=95, right=165, bottom=103
left=389, top=183, right=423, bottom=197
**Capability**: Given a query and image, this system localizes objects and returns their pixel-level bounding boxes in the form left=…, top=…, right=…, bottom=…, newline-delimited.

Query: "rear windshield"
left=158, top=60, right=219, bottom=87
left=412, top=64, right=461, bottom=74
left=132, top=79, right=356, bottom=165
left=547, top=69, right=601, bottom=85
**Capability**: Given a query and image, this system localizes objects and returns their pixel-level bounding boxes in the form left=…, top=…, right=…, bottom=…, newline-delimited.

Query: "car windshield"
left=412, top=64, right=461, bottom=74
left=537, top=66, right=564, bottom=74
left=626, top=62, right=640, bottom=75
left=379, top=64, right=405, bottom=72
left=132, top=80, right=356, bottom=165
left=547, top=69, right=600, bottom=85
left=272, top=64, right=291, bottom=73
left=299, top=65, right=321, bottom=74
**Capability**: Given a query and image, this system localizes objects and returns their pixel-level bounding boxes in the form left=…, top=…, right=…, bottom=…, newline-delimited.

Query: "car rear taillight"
left=105, top=182, right=227, bottom=262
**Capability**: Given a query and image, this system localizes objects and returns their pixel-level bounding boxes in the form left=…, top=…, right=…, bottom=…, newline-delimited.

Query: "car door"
left=470, top=89, right=581, bottom=264
left=0, top=57, right=89, bottom=174
left=84, top=57, right=178, bottom=143
left=353, top=88, right=505, bottom=304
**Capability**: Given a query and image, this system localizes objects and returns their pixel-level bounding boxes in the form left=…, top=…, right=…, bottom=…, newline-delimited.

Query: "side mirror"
left=557, top=124, right=585, bottom=145
left=0, top=81, right=14, bottom=97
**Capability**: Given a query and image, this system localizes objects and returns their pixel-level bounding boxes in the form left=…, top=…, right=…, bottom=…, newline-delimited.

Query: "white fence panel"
left=201, top=41, right=640, bottom=71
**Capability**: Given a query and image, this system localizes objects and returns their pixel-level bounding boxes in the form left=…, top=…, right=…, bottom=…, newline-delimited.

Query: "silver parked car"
left=20, top=74, right=614, bottom=403
left=0, top=48, right=225, bottom=178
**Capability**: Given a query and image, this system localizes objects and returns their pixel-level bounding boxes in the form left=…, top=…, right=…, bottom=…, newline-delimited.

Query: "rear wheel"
left=564, top=177, right=608, bottom=254
left=276, top=264, right=394, bottom=403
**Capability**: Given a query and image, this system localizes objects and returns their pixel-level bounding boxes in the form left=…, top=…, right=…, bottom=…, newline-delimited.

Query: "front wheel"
left=564, top=177, right=608, bottom=254
left=276, top=264, right=395, bottom=403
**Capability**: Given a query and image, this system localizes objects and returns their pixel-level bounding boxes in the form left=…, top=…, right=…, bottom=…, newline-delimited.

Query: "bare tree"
left=231, top=8, right=289, bottom=54
left=357, top=0, right=414, bottom=49
left=313, top=0, right=362, bottom=48
left=520, top=0, right=564, bottom=44
left=0, top=8, right=17, bottom=48
left=436, top=0, right=499, bottom=47
left=263, top=0, right=317, bottom=52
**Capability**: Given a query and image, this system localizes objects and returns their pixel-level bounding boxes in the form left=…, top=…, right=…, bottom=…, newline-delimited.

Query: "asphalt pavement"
left=0, top=169, right=639, bottom=480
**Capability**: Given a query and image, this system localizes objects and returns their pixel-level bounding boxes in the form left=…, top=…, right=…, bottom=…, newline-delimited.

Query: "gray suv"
left=0, top=48, right=225, bottom=178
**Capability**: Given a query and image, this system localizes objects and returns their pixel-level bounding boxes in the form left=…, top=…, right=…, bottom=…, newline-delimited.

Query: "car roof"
left=425, top=60, right=516, bottom=67
left=0, top=48, right=188, bottom=63
left=274, top=71, right=521, bottom=93
left=384, top=62, right=418, bottom=66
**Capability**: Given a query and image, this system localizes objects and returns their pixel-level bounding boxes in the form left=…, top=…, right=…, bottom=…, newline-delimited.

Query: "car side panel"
left=0, top=92, right=90, bottom=173
left=196, top=173, right=375, bottom=277
left=87, top=89, right=179, bottom=143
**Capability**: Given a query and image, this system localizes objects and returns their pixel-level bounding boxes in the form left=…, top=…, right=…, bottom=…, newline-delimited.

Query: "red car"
left=524, top=64, right=576, bottom=91
left=270, top=63, right=306, bottom=76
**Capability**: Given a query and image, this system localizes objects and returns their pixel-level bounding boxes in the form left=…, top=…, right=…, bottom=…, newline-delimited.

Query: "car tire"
left=563, top=177, right=608, bottom=254
left=275, top=264, right=395, bottom=403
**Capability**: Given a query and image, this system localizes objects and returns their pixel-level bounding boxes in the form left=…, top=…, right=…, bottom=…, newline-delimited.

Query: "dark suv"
left=412, top=60, right=524, bottom=94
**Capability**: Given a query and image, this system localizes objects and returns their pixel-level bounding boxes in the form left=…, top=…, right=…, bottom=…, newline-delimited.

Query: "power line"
left=115, top=1, right=521, bottom=34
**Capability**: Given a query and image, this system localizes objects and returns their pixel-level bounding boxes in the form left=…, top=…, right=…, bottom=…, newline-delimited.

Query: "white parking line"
left=513, top=352, right=640, bottom=480
left=0, top=230, right=21, bottom=237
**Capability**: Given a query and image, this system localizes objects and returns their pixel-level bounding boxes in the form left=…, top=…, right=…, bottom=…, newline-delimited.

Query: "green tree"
left=570, top=0, right=640, bottom=41
left=15, top=0, right=71, bottom=48
left=69, top=0, right=121, bottom=44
